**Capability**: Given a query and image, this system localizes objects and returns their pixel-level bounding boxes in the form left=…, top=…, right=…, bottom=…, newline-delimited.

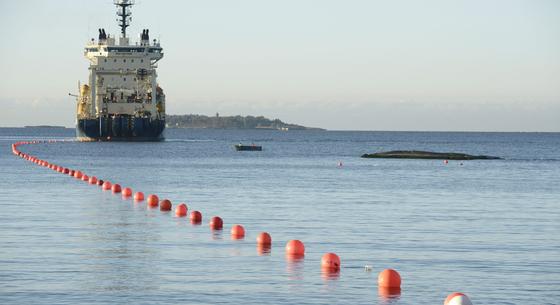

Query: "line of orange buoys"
left=11, top=140, right=474, bottom=304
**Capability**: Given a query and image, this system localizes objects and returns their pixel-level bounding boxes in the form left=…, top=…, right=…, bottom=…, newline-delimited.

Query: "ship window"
left=123, top=59, right=126, bottom=63
left=141, top=59, right=144, bottom=63
left=123, top=77, right=126, bottom=81
left=133, top=78, right=136, bottom=81
left=114, top=59, right=117, bottom=62
left=104, top=59, right=107, bottom=62
left=121, top=92, right=124, bottom=100
left=131, top=59, right=134, bottom=63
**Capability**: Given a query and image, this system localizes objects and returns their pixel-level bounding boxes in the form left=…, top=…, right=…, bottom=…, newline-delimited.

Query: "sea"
left=1, top=127, right=559, bottom=305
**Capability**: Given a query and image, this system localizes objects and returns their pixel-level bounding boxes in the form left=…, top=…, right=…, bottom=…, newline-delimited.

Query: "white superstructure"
left=77, top=0, right=165, bottom=127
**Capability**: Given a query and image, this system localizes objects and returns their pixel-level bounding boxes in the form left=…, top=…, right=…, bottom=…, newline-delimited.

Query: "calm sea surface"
left=1, top=128, right=559, bottom=304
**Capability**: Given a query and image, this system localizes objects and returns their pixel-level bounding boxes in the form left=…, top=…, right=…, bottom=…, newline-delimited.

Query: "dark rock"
left=361, top=150, right=501, bottom=160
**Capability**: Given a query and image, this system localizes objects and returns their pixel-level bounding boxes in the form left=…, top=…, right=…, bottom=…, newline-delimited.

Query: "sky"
left=0, top=0, right=559, bottom=131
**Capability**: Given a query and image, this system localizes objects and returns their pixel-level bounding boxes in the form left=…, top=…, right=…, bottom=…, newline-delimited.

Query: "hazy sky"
left=1, top=0, right=559, bottom=131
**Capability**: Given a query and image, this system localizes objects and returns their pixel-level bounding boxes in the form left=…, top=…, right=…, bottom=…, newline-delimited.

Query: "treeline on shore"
left=166, top=114, right=322, bottom=130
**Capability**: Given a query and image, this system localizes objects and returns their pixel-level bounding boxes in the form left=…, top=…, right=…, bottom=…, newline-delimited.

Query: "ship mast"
left=115, top=0, right=134, bottom=38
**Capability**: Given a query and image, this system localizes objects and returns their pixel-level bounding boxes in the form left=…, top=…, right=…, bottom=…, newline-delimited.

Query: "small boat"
left=234, top=144, right=262, bottom=151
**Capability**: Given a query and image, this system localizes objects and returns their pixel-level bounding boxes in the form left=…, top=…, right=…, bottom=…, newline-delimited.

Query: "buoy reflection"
left=378, top=287, right=401, bottom=303
left=257, top=244, right=271, bottom=256
left=285, top=254, right=304, bottom=281
left=321, top=268, right=340, bottom=281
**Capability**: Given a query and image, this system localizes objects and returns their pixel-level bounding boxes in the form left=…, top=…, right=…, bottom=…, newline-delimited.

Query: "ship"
left=75, top=0, right=165, bottom=141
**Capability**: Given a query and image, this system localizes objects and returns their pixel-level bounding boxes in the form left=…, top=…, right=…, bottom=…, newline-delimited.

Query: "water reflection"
left=79, top=213, right=157, bottom=293
left=378, top=287, right=401, bottom=304
left=321, top=268, right=340, bottom=292
left=132, top=200, right=144, bottom=210
left=321, top=268, right=340, bottom=281
left=211, top=230, right=223, bottom=240
left=285, top=254, right=304, bottom=281
left=256, top=244, right=271, bottom=256
left=190, top=219, right=201, bottom=225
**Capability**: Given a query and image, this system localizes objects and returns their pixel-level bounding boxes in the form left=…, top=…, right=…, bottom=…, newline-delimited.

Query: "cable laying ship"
left=76, top=0, right=165, bottom=141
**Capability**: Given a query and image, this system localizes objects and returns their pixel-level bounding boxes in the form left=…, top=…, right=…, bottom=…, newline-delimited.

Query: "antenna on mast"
left=114, top=0, right=134, bottom=38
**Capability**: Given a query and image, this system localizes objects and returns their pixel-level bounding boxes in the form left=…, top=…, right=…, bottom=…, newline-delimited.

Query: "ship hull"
left=76, top=116, right=165, bottom=141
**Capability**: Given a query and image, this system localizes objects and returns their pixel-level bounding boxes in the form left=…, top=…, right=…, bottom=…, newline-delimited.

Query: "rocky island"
left=166, top=114, right=323, bottom=130
left=361, top=150, right=501, bottom=160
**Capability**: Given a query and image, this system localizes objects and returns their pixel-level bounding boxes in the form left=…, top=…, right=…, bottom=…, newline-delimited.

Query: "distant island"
left=24, top=125, right=67, bottom=129
left=166, top=114, right=323, bottom=130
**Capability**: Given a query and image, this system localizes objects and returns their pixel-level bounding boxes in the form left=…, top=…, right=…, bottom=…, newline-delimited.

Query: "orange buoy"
left=134, top=191, right=145, bottom=201
left=111, top=183, right=121, bottom=193
left=230, top=224, right=245, bottom=239
left=209, top=216, right=223, bottom=230
left=285, top=240, right=305, bottom=256
left=147, top=194, right=159, bottom=207
left=321, top=253, right=341, bottom=271
left=122, top=187, right=132, bottom=198
left=69, top=170, right=75, bottom=176
left=89, top=176, right=98, bottom=184
left=97, top=179, right=104, bottom=186
left=74, top=171, right=83, bottom=179
left=160, top=199, right=172, bottom=211
left=175, top=203, right=187, bottom=217
left=81, top=174, right=89, bottom=181
left=444, top=292, right=473, bottom=305
left=190, top=211, right=202, bottom=223
left=102, top=181, right=112, bottom=190
left=63, top=168, right=69, bottom=174
left=256, top=232, right=271, bottom=245
left=444, top=159, right=449, bottom=164
left=378, top=268, right=401, bottom=288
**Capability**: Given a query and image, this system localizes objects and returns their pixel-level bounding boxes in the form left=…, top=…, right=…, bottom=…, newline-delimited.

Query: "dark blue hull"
left=77, top=116, right=165, bottom=141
